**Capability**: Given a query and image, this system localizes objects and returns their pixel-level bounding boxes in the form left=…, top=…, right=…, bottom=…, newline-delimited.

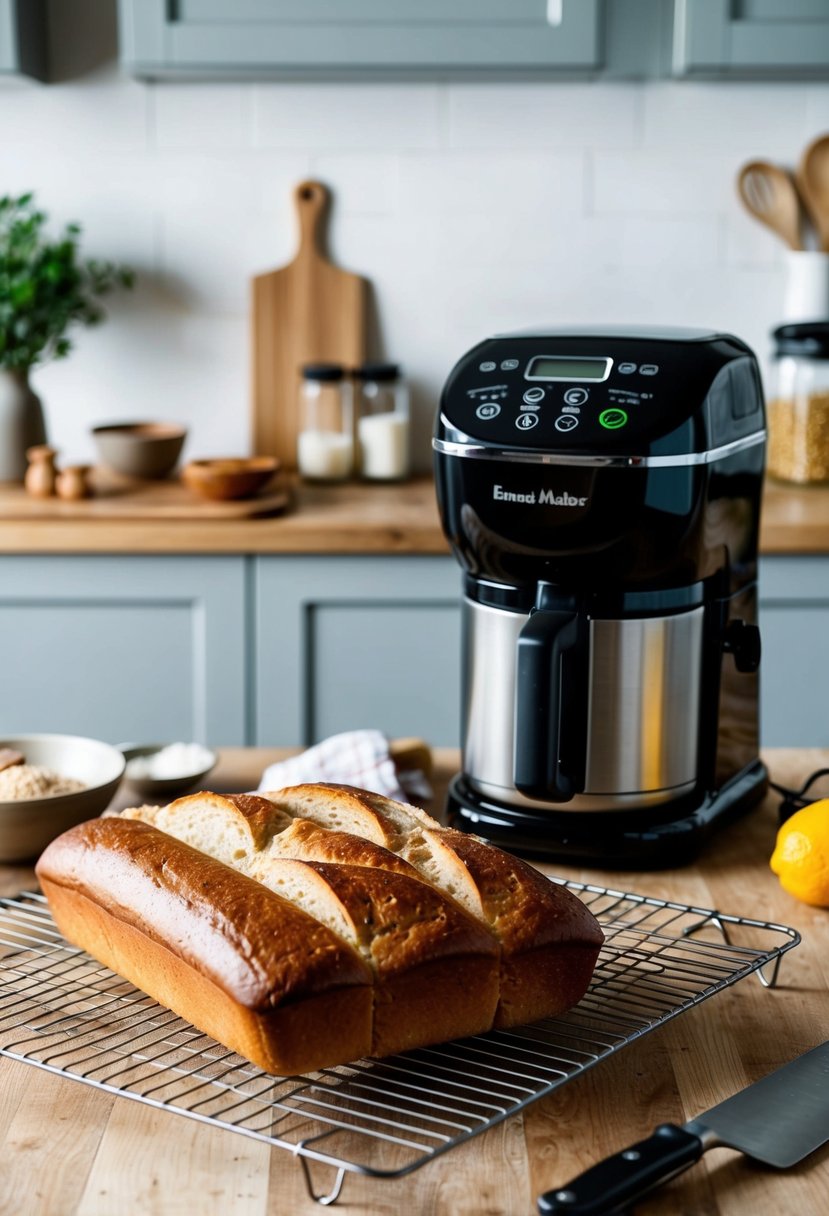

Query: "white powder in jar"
left=126, top=743, right=214, bottom=781
left=0, top=765, right=87, bottom=801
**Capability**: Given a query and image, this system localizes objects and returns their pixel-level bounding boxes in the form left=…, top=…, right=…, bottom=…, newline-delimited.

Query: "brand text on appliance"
left=493, top=484, right=588, bottom=507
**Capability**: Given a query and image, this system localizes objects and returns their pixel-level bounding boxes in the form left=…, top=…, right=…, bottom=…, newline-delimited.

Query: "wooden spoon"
left=0, top=748, right=24, bottom=773
left=737, top=160, right=802, bottom=250
left=797, top=134, right=829, bottom=252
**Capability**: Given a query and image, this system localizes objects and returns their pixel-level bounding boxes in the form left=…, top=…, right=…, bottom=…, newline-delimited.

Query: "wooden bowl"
left=181, top=457, right=279, bottom=501
left=93, top=422, right=187, bottom=479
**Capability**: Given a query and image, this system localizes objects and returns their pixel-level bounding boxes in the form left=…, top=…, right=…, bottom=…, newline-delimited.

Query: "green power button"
left=599, top=408, right=628, bottom=430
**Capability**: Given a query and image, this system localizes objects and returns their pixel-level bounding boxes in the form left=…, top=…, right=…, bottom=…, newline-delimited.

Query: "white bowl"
left=0, top=734, right=126, bottom=863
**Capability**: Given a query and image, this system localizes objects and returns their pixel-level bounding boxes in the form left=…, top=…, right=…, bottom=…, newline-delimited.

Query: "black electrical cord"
left=769, top=768, right=829, bottom=825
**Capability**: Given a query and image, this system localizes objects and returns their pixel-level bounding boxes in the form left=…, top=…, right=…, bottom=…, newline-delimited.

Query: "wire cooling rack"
left=0, top=885, right=799, bottom=1205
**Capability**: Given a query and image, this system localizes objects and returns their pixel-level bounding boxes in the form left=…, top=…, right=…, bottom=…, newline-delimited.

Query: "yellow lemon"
left=770, top=799, right=829, bottom=907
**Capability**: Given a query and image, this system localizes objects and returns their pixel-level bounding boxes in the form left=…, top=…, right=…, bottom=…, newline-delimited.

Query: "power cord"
left=769, top=768, right=829, bottom=825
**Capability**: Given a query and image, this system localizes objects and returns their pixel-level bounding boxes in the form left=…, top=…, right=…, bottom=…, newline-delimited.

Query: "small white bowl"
left=121, top=744, right=217, bottom=801
left=0, top=734, right=126, bottom=863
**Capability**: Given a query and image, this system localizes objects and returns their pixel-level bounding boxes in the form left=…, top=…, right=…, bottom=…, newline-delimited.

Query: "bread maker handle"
left=514, top=606, right=589, bottom=803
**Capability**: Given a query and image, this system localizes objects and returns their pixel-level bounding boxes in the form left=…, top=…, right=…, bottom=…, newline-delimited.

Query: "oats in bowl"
left=0, top=764, right=87, bottom=801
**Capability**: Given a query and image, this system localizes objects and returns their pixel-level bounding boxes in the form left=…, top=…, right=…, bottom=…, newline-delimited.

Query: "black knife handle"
left=537, top=1124, right=704, bottom=1215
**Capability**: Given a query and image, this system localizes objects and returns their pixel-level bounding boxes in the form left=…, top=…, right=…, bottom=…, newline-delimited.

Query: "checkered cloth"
left=256, top=730, right=431, bottom=803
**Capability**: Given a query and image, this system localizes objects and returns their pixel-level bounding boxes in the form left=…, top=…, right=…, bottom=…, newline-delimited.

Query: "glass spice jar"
left=768, top=322, right=829, bottom=484
left=297, top=363, right=354, bottom=482
left=354, top=362, right=410, bottom=482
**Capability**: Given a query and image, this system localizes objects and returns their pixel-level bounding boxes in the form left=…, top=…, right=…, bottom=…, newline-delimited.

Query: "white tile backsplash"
left=9, top=67, right=827, bottom=470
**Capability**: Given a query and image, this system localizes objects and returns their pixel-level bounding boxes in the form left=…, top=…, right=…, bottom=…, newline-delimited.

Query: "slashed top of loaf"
left=261, top=784, right=402, bottom=849
left=36, top=818, right=371, bottom=1011
left=438, top=827, right=605, bottom=952
left=248, top=857, right=498, bottom=979
left=267, top=784, right=485, bottom=920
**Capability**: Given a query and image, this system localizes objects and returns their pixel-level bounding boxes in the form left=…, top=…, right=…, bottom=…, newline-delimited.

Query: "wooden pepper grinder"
left=55, top=464, right=92, bottom=501
left=24, top=445, right=58, bottom=497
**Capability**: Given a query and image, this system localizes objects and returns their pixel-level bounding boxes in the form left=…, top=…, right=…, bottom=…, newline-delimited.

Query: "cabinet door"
left=759, top=557, right=829, bottom=747
left=0, top=556, right=247, bottom=746
left=0, top=0, right=47, bottom=79
left=255, top=556, right=462, bottom=747
left=673, top=0, right=829, bottom=76
left=118, top=0, right=601, bottom=76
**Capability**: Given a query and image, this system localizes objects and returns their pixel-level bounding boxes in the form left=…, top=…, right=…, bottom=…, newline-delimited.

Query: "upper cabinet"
left=0, top=0, right=47, bottom=80
left=117, top=0, right=602, bottom=79
left=116, top=0, right=829, bottom=81
left=673, top=0, right=829, bottom=77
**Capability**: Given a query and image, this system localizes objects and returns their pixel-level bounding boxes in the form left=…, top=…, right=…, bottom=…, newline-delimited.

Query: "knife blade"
left=537, top=1041, right=829, bottom=1215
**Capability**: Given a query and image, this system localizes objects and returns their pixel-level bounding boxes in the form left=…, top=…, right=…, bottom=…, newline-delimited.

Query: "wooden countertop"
left=0, top=475, right=827, bottom=555
left=1, top=746, right=828, bottom=1215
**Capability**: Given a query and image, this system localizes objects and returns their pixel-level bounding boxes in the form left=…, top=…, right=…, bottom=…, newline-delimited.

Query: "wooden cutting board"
left=0, top=475, right=291, bottom=520
left=252, top=180, right=369, bottom=469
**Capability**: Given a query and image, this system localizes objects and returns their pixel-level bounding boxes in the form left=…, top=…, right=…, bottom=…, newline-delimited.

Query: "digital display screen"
left=525, top=356, right=612, bottom=382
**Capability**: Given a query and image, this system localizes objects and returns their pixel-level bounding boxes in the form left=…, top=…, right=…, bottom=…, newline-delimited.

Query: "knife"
left=537, top=1041, right=829, bottom=1215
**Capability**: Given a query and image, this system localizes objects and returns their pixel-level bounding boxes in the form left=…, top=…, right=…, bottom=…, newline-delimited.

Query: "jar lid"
left=302, top=363, right=345, bottom=381
left=354, top=362, right=401, bottom=382
left=772, top=321, right=829, bottom=358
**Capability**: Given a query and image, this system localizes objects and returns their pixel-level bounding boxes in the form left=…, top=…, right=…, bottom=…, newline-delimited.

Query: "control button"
left=515, top=413, right=539, bottom=431
left=500, top=358, right=519, bottom=370
left=640, top=364, right=659, bottom=375
left=618, top=362, right=637, bottom=374
left=523, top=386, right=545, bottom=404
left=563, top=387, right=588, bottom=406
left=475, top=402, right=501, bottom=421
left=479, top=361, right=496, bottom=372
left=599, top=408, right=628, bottom=430
left=555, top=414, right=579, bottom=432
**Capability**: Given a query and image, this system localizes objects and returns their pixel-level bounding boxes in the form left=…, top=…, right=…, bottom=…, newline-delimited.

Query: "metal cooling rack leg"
left=680, top=913, right=787, bottom=988
left=295, top=1147, right=347, bottom=1206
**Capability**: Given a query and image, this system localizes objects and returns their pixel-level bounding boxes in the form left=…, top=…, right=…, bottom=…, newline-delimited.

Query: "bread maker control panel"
left=439, top=330, right=759, bottom=454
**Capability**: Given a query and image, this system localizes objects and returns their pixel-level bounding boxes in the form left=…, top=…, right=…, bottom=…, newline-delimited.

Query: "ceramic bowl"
left=181, top=457, right=279, bottom=501
left=121, top=744, right=217, bottom=800
left=92, top=422, right=187, bottom=479
left=0, top=734, right=126, bottom=862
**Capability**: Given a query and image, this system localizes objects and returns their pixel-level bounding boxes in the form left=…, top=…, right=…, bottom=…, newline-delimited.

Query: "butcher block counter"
left=1, top=747, right=827, bottom=1216
left=0, top=475, right=827, bottom=554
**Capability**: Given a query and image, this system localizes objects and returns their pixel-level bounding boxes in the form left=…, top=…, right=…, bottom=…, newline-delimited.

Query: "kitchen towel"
left=257, top=730, right=432, bottom=803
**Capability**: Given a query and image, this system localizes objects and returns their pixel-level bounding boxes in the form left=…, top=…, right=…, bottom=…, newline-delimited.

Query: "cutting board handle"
left=294, top=180, right=330, bottom=259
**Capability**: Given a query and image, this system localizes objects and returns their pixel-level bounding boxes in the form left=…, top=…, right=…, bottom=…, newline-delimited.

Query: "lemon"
left=770, top=799, right=829, bottom=907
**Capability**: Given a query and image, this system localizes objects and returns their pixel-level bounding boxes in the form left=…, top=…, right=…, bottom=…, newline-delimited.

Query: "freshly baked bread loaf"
left=119, top=786, right=604, bottom=1032
left=36, top=818, right=374, bottom=1075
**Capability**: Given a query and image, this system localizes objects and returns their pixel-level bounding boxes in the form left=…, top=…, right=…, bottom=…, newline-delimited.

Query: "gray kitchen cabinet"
left=0, top=550, right=821, bottom=754
left=117, top=0, right=602, bottom=78
left=759, top=556, right=829, bottom=747
left=673, top=0, right=829, bottom=76
left=0, top=0, right=47, bottom=79
left=254, top=556, right=462, bottom=747
left=0, top=556, right=247, bottom=747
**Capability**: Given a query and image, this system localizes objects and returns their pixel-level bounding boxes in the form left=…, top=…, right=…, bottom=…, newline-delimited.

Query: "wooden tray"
left=0, top=475, right=291, bottom=521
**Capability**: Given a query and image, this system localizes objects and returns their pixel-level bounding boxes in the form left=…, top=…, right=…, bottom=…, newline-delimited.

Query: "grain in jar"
left=768, top=322, right=829, bottom=484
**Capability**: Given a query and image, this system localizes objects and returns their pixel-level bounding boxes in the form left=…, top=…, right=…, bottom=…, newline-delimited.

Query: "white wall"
left=1, top=60, right=827, bottom=470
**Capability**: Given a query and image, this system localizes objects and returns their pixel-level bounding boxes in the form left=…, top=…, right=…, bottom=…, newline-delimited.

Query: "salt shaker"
left=355, top=363, right=410, bottom=482
left=297, top=364, right=354, bottom=482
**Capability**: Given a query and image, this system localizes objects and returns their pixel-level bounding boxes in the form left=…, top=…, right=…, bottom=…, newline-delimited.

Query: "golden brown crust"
left=435, top=827, right=604, bottom=953
left=269, top=816, right=420, bottom=878
left=40, top=878, right=373, bottom=1074
left=36, top=818, right=371, bottom=1010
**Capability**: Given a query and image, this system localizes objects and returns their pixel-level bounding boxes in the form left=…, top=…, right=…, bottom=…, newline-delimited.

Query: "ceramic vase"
left=0, top=368, right=47, bottom=482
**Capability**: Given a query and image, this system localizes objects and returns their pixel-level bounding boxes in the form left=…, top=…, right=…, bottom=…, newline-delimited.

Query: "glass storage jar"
left=768, top=322, right=829, bottom=484
left=355, top=362, right=410, bottom=482
left=297, top=363, right=353, bottom=482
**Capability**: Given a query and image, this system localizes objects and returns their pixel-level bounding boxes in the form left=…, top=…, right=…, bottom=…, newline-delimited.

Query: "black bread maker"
left=433, top=326, right=767, bottom=867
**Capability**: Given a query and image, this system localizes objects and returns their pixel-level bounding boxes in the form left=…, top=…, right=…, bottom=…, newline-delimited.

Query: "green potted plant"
left=0, top=193, right=134, bottom=481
